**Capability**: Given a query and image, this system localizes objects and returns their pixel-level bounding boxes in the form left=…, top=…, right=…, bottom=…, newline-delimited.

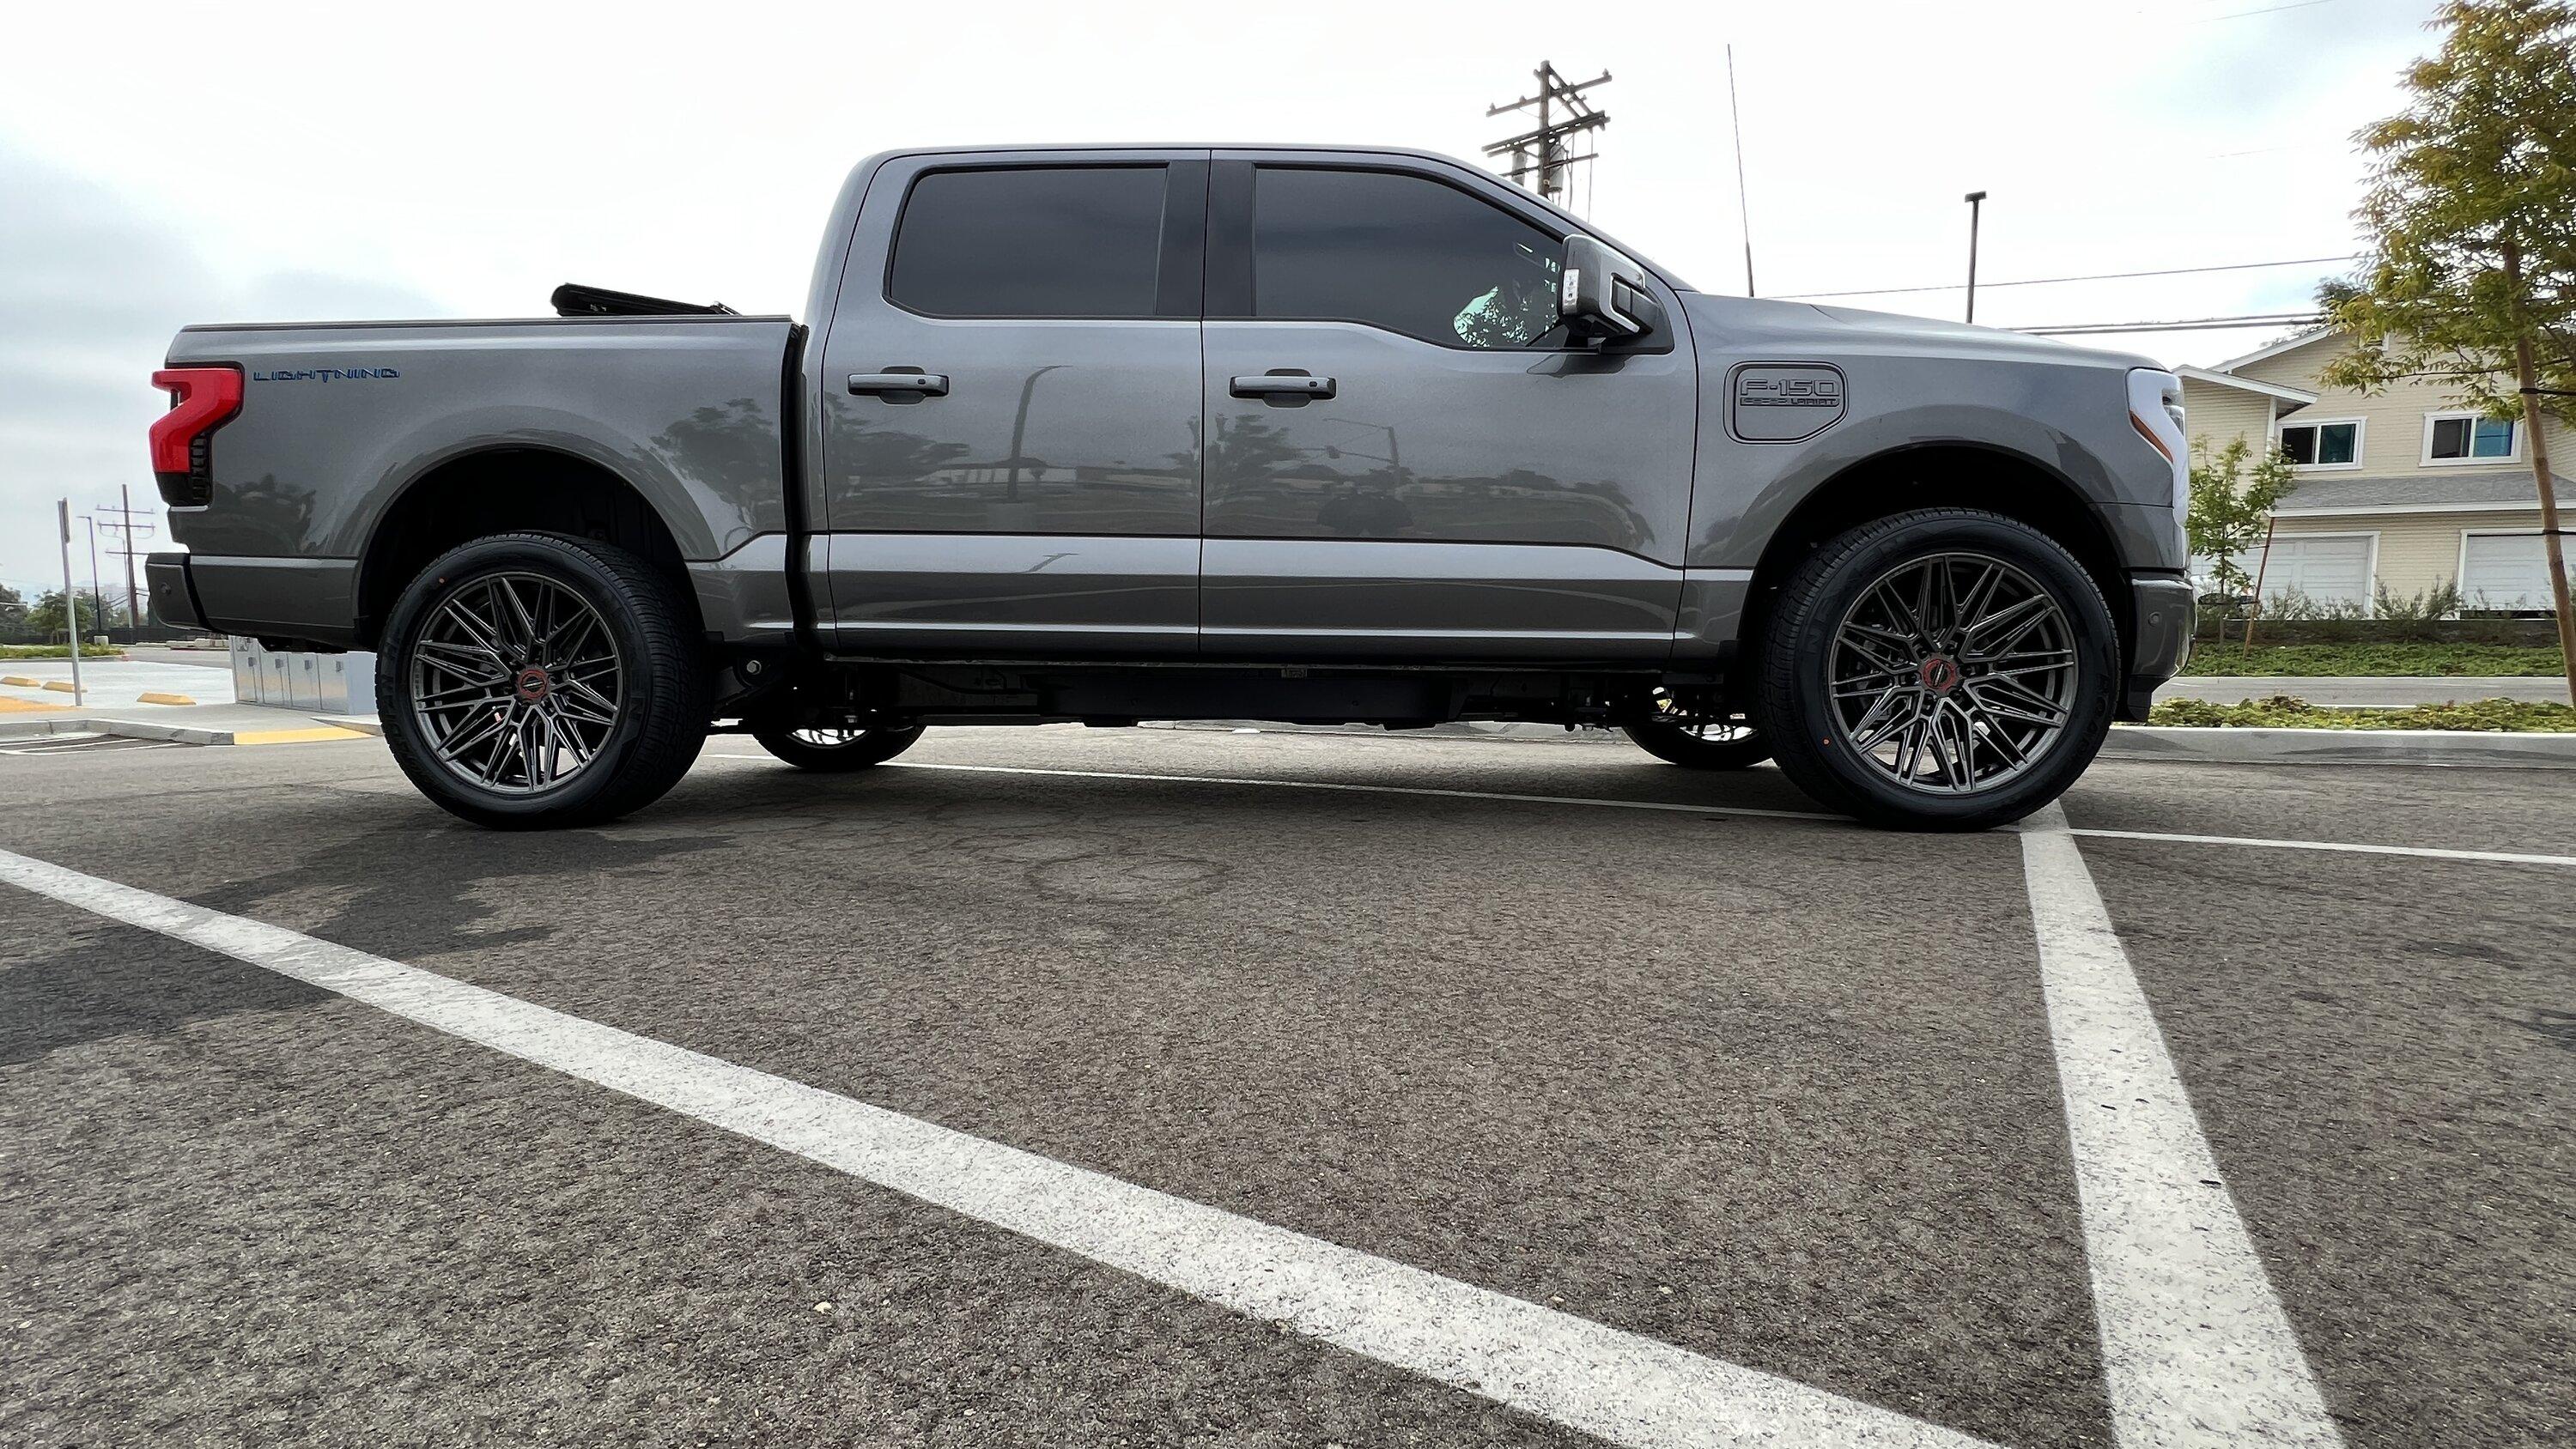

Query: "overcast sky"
left=0, top=0, right=2440, bottom=597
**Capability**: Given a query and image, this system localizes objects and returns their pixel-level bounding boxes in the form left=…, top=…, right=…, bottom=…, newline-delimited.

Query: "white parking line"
left=2065, top=827, right=2576, bottom=870
left=2019, top=806, right=2343, bottom=1448
left=711, top=751, right=2576, bottom=867
left=0, top=845, right=1990, bottom=1449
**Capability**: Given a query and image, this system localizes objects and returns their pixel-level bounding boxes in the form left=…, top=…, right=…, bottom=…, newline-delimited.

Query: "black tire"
left=1624, top=718, right=1771, bottom=770
left=750, top=722, right=925, bottom=772
left=377, top=532, right=710, bottom=829
left=1758, top=508, right=2117, bottom=831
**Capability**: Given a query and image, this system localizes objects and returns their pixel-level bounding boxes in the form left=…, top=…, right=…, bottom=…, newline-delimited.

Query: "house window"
left=2426, top=413, right=2518, bottom=464
left=2278, top=419, right=2360, bottom=468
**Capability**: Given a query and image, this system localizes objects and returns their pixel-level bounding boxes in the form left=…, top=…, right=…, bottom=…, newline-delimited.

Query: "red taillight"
left=149, top=365, right=244, bottom=504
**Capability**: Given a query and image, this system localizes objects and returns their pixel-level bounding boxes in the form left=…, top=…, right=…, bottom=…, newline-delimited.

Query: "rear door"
left=816, top=151, right=1206, bottom=655
left=1198, top=152, right=1699, bottom=662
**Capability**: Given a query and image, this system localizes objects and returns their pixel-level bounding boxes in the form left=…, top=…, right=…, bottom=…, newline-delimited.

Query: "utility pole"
left=97, top=485, right=155, bottom=627
left=1485, top=62, right=1610, bottom=209
left=1963, top=191, right=1989, bottom=324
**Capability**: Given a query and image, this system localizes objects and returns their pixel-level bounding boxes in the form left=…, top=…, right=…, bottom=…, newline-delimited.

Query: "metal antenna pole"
left=1964, top=191, right=1989, bottom=324
left=1728, top=45, right=1757, bottom=298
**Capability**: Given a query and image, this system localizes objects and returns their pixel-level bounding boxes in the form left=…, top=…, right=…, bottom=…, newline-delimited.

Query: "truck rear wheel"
left=1623, top=689, right=1769, bottom=770
left=1757, top=508, right=2117, bottom=830
left=750, top=722, right=925, bottom=772
left=377, top=532, right=710, bottom=829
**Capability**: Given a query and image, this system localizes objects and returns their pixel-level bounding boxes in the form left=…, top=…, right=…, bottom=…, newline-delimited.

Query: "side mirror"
left=1558, top=235, right=1662, bottom=345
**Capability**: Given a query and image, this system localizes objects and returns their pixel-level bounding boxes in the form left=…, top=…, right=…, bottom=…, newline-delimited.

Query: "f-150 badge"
left=1728, top=363, right=1844, bottom=443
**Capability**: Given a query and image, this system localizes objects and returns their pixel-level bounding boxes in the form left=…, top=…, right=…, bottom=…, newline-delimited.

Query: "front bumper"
left=2123, top=572, right=2193, bottom=720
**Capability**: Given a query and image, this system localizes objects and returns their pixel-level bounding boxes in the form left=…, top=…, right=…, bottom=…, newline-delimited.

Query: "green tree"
left=2316, top=0, right=2576, bottom=699
left=2187, top=437, right=2300, bottom=639
left=25, top=590, right=76, bottom=640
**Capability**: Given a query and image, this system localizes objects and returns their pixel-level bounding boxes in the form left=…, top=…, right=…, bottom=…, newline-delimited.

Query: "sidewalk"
left=0, top=697, right=373, bottom=747
left=0, top=657, right=237, bottom=710
left=2159, top=675, right=2570, bottom=706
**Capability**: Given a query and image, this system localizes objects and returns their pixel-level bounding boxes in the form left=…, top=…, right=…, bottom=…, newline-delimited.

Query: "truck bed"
left=157, top=314, right=799, bottom=647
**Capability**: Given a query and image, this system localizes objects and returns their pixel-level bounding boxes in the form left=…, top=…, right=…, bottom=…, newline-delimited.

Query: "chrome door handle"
left=1229, top=373, right=1336, bottom=400
left=849, top=371, right=949, bottom=397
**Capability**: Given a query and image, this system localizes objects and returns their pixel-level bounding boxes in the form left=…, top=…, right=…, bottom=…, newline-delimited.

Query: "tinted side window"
left=1251, top=167, right=1562, bottom=348
left=889, top=167, right=1167, bottom=318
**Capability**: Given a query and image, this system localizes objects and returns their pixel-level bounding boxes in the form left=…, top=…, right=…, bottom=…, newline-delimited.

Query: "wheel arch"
left=352, top=446, right=696, bottom=649
left=1738, top=441, right=2133, bottom=680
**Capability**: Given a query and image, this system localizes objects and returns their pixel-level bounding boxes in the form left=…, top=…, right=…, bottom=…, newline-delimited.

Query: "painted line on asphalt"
left=2066, top=827, right=2576, bottom=870
left=2019, top=805, right=2343, bottom=1449
left=706, top=752, right=1842, bottom=823
left=0, top=845, right=1990, bottom=1449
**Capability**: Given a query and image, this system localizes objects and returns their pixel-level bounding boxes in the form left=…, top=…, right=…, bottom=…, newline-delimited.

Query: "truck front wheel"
left=1757, top=509, right=2117, bottom=830
left=377, top=533, right=710, bottom=829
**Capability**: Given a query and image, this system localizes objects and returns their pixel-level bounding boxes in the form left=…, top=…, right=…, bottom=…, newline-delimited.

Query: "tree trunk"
left=2502, top=238, right=2576, bottom=707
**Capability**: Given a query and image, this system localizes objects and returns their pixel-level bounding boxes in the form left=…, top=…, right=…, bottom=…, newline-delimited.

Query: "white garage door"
left=2460, top=532, right=2557, bottom=611
left=2255, top=535, right=2373, bottom=608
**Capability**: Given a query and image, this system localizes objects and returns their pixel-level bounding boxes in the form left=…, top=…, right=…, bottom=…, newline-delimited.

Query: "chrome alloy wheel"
left=789, top=727, right=866, bottom=748
left=407, top=572, right=624, bottom=795
left=1826, top=551, right=2076, bottom=795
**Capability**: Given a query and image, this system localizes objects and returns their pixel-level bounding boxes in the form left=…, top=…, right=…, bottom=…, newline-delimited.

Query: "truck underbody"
left=711, top=657, right=1716, bottom=735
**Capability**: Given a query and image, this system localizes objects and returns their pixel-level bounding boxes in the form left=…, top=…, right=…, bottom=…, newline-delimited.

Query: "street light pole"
left=57, top=500, right=84, bottom=705
left=1963, top=191, right=1989, bottom=324
left=78, top=514, right=106, bottom=638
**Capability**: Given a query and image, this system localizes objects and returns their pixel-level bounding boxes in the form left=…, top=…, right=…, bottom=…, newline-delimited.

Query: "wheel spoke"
left=1969, top=675, right=2070, bottom=726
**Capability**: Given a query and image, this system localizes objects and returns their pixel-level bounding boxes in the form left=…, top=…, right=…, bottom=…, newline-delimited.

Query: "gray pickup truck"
left=148, top=144, right=2191, bottom=831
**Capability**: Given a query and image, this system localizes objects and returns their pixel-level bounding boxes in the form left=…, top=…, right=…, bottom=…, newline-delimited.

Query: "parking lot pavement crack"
left=2019, top=806, right=2345, bottom=1449
left=0, top=844, right=2002, bottom=1449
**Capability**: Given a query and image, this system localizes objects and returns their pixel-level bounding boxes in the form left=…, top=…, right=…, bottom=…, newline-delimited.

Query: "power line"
left=2188, top=0, right=2343, bottom=23
left=1781, top=254, right=2359, bottom=300
left=2014, top=312, right=2326, bottom=336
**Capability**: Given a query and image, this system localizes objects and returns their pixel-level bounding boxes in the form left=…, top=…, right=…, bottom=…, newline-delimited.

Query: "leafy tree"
left=2187, top=435, right=2300, bottom=602
left=0, top=582, right=24, bottom=625
left=25, top=590, right=76, bottom=640
left=2317, top=0, right=2576, bottom=698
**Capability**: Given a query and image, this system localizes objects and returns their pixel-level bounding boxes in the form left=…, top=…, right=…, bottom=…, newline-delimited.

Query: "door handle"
left=848, top=371, right=949, bottom=397
left=1230, top=373, right=1336, bottom=401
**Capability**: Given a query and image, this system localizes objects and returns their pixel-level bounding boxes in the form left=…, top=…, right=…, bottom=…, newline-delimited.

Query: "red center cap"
left=1917, top=656, right=1961, bottom=694
left=513, top=666, right=552, bottom=702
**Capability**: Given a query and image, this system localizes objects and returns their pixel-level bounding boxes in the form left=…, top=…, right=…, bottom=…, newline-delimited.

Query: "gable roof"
left=2209, top=325, right=2342, bottom=374
left=2175, top=365, right=2318, bottom=406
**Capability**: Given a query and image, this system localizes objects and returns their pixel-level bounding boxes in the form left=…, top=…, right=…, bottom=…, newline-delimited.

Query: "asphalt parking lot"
left=2, top=727, right=2568, bottom=1448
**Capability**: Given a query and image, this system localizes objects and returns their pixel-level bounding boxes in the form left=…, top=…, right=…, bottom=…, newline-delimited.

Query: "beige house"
left=2178, top=326, right=2571, bottom=613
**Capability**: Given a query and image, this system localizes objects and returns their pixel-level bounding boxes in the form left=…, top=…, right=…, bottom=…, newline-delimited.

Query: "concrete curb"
left=2101, top=724, right=2576, bottom=769
left=0, top=716, right=374, bottom=748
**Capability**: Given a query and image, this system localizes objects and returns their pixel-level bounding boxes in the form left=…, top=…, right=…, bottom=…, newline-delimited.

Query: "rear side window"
left=1250, top=167, right=1563, bottom=349
left=888, top=167, right=1168, bottom=318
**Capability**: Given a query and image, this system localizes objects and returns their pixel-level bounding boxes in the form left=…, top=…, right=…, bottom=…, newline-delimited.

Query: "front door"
left=1199, top=154, right=1700, bottom=663
left=816, top=152, right=1206, bottom=655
